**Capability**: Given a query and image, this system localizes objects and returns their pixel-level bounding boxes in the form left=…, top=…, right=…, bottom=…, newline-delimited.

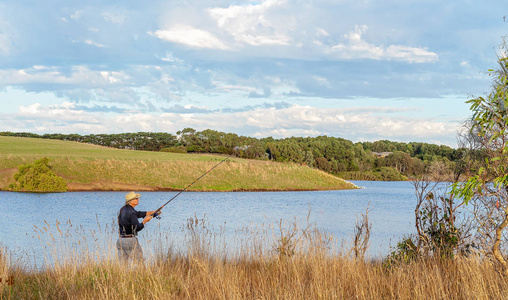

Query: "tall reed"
left=3, top=216, right=508, bottom=299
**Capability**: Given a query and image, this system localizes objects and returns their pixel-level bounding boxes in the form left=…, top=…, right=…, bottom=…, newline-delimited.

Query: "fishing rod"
left=151, top=155, right=232, bottom=219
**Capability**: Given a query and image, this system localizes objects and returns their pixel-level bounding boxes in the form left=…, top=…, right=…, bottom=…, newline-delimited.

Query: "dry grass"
left=3, top=218, right=508, bottom=300
left=40, top=157, right=353, bottom=191
left=0, top=136, right=356, bottom=191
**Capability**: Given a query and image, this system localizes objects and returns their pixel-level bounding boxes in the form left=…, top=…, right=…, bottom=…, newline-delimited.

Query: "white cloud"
left=18, top=102, right=92, bottom=123
left=102, top=11, right=127, bottom=25
left=316, top=28, right=329, bottom=37
left=209, top=0, right=291, bottom=46
left=329, top=25, right=438, bottom=63
left=84, top=40, right=106, bottom=48
left=151, top=26, right=229, bottom=50
left=70, top=10, right=84, bottom=21
left=0, top=66, right=129, bottom=86
left=313, top=76, right=330, bottom=87
left=6, top=102, right=458, bottom=146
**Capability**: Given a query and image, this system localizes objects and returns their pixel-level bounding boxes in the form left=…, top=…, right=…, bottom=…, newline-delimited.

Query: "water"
left=1, top=181, right=422, bottom=267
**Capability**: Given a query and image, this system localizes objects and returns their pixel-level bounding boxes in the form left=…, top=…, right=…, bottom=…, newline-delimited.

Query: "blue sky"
left=0, top=0, right=505, bottom=147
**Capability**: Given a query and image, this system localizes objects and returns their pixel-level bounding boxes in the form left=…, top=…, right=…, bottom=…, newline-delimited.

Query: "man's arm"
left=136, top=210, right=154, bottom=225
left=129, top=212, right=145, bottom=232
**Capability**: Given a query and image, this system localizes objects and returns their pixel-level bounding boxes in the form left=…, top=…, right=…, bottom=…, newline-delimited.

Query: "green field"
left=0, top=136, right=357, bottom=191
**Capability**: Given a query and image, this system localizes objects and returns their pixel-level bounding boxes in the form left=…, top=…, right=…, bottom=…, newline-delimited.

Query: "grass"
left=0, top=136, right=357, bottom=191
left=2, top=216, right=507, bottom=299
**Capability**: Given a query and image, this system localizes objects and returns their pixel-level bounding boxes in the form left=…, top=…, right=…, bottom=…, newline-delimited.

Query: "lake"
left=1, top=181, right=427, bottom=267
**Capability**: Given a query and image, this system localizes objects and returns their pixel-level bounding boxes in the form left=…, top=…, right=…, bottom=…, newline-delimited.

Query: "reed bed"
left=2, top=217, right=508, bottom=299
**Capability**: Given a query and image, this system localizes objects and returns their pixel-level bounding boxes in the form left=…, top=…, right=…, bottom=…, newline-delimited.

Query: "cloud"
left=0, top=0, right=499, bottom=147
left=70, top=10, right=84, bottom=21
left=329, top=25, right=438, bottom=63
left=209, top=0, right=291, bottom=46
left=315, top=28, right=329, bottom=37
left=74, top=104, right=127, bottom=113
left=18, top=102, right=97, bottom=124
left=5, top=102, right=459, bottom=146
left=82, top=40, right=106, bottom=48
left=248, top=87, right=272, bottom=98
left=161, top=104, right=214, bottom=114
left=102, top=11, right=127, bottom=25
left=221, top=101, right=292, bottom=113
left=151, top=25, right=229, bottom=50
left=0, top=66, right=130, bottom=88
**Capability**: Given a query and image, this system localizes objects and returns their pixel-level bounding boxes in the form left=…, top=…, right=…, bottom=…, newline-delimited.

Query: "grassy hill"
left=0, top=136, right=357, bottom=191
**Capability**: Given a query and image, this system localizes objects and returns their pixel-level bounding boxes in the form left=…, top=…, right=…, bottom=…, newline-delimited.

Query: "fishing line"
left=152, top=155, right=232, bottom=218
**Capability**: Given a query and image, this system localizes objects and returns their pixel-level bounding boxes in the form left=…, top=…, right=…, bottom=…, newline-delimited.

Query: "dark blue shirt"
left=118, top=205, right=147, bottom=236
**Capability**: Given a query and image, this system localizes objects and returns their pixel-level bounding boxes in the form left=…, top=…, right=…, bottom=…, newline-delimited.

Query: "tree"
left=315, top=157, right=331, bottom=172
left=385, top=151, right=414, bottom=175
left=452, top=44, right=508, bottom=275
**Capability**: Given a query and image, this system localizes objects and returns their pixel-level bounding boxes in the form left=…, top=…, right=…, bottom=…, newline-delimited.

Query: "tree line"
left=0, top=132, right=177, bottom=151
left=0, top=129, right=463, bottom=181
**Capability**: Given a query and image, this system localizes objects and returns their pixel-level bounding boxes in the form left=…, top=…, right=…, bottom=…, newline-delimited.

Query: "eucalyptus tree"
left=453, top=45, right=508, bottom=274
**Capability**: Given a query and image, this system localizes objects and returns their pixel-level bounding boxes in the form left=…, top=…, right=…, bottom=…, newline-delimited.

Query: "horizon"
left=0, top=129, right=461, bottom=149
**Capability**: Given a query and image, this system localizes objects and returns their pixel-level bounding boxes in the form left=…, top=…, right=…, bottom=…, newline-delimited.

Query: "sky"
left=0, top=0, right=506, bottom=147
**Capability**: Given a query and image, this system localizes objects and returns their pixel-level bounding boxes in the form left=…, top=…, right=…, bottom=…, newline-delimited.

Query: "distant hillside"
left=0, top=130, right=464, bottom=181
left=0, top=136, right=357, bottom=191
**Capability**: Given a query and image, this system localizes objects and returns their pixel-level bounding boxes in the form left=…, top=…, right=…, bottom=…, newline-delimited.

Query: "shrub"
left=384, top=236, right=418, bottom=267
left=10, top=157, right=67, bottom=192
left=374, top=167, right=407, bottom=181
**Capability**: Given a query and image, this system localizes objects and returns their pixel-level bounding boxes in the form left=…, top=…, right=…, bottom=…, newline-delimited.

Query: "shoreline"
left=1, top=179, right=362, bottom=193
left=0, top=186, right=359, bottom=193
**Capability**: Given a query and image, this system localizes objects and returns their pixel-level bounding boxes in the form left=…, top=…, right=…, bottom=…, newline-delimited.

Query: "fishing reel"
left=153, top=211, right=162, bottom=219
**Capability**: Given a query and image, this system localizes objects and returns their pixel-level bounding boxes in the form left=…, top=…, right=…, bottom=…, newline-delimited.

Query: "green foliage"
left=0, top=132, right=177, bottom=151
left=338, top=167, right=407, bottom=181
left=419, top=194, right=462, bottom=258
left=0, top=129, right=463, bottom=181
left=384, top=237, right=418, bottom=267
left=10, top=157, right=67, bottom=192
left=451, top=49, right=508, bottom=204
left=373, top=167, right=407, bottom=181
left=386, top=195, right=469, bottom=265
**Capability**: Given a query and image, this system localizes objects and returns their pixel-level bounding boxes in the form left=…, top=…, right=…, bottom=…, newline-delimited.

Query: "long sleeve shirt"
left=118, top=205, right=147, bottom=236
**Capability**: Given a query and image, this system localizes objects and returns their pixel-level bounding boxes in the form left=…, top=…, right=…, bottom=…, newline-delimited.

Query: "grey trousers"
left=116, top=237, right=144, bottom=263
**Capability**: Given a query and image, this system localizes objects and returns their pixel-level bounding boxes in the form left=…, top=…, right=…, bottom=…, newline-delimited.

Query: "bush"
left=384, top=236, right=418, bottom=267
left=10, top=157, right=67, bottom=192
left=374, top=167, right=407, bottom=181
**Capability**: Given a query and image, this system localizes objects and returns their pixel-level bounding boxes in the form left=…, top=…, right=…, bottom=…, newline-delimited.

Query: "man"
left=117, top=191, right=155, bottom=263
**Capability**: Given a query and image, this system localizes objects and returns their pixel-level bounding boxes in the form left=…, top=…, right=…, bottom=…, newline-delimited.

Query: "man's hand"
left=142, top=214, right=153, bottom=224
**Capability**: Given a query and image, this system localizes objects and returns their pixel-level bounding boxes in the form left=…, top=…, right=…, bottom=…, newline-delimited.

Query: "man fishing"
left=116, top=156, right=231, bottom=263
left=117, top=191, right=155, bottom=263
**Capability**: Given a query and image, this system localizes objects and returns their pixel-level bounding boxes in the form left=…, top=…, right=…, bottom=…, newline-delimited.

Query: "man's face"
left=130, top=198, right=139, bottom=207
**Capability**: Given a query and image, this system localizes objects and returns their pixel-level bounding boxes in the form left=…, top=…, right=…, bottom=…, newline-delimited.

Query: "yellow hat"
left=125, top=191, right=141, bottom=204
